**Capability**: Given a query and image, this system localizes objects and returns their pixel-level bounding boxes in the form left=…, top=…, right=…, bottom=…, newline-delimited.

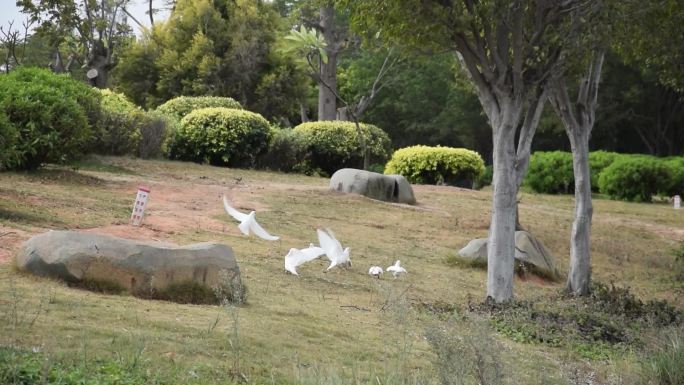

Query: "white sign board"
left=675, top=195, right=681, bottom=210
left=130, top=186, right=150, bottom=226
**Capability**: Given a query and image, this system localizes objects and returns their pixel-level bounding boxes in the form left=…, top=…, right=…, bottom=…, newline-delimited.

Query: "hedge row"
left=157, top=96, right=242, bottom=121
left=524, top=151, right=684, bottom=202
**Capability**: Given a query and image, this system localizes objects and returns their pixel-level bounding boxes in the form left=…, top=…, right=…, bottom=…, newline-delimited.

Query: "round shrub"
left=524, top=151, right=574, bottom=194
left=0, top=68, right=99, bottom=170
left=169, top=107, right=271, bottom=166
left=384, top=145, right=485, bottom=187
left=293, top=121, right=391, bottom=176
left=157, top=96, right=243, bottom=121
left=598, top=156, right=671, bottom=202
left=94, top=89, right=143, bottom=156
left=589, top=151, right=625, bottom=192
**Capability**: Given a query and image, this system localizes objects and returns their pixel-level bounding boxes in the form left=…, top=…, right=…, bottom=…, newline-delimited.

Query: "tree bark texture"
left=318, top=5, right=337, bottom=121
left=548, top=52, right=604, bottom=296
left=487, top=104, right=521, bottom=302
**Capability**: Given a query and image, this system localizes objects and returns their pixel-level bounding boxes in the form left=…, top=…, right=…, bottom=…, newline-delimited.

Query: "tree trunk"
left=318, top=5, right=337, bottom=121
left=487, top=118, right=518, bottom=302
left=566, top=128, right=592, bottom=295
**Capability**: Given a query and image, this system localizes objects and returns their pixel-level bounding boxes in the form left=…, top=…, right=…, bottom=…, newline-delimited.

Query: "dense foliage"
left=138, top=110, right=175, bottom=159
left=169, top=107, right=271, bottom=167
left=293, top=121, right=391, bottom=176
left=156, top=96, right=243, bottom=121
left=588, top=151, right=625, bottom=192
left=524, top=151, right=575, bottom=194
left=384, top=145, right=485, bottom=187
left=94, top=89, right=142, bottom=156
left=598, top=156, right=672, bottom=202
left=0, top=67, right=100, bottom=170
left=114, top=0, right=307, bottom=122
left=0, top=111, right=18, bottom=170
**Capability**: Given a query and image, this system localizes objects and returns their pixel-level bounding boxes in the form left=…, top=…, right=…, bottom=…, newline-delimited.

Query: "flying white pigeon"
left=317, top=228, right=351, bottom=270
left=222, top=196, right=279, bottom=241
left=284, top=244, right=326, bottom=276
left=386, top=260, right=407, bottom=278
left=368, top=266, right=383, bottom=278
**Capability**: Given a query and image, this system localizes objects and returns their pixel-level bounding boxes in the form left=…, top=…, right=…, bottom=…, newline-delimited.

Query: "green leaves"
left=384, top=145, right=485, bottom=186
left=282, top=25, right=328, bottom=64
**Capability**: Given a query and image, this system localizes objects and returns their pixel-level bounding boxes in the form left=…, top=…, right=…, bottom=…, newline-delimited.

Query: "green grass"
left=0, top=156, right=682, bottom=384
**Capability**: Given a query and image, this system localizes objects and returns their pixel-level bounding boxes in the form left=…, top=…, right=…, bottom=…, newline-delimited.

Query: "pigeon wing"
left=248, top=215, right=280, bottom=241
left=223, top=196, right=249, bottom=222
left=300, top=246, right=325, bottom=260
left=285, top=248, right=321, bottom=275
left=317, top=229, right=342, bottom=257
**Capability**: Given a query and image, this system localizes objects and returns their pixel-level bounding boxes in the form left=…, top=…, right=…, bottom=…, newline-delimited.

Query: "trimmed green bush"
left=256, top=127, right=311, bottom=173
left=156, top=96, right=242, bottom=121
left=94, top=89, right=143, bottom=156
left=663, top=157, right=684, bottom=197
left=0, top=67, right=100, bottom=170
left=524, top=151, right=574, bottom=194
left=384, top=145, right=485, bottom=187
left=588, top=151, right=625, bottom=192
left=169, top=107, right=271, bottom=166
left=598, top=156, right=671, bottom=202
left=293, top=121, right=391, bottom=176
left=0, top=111, right=18, bottom=170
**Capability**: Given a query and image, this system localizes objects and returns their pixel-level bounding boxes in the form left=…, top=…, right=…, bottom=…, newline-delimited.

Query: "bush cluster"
left=169, top=107, right=271, bottom=167
left=156, top=96, right=242, bottom=121
left=293, top=121, right=392, bottom=176
left=524, top=150, right=684, bottom=201
left=598, top=156, right=672, bottom=202
left=0, top=111, right=18, bottom=170
left=524, top=151, right=575, bottom=194
left=384, top=145, right=485, bottom=187
left=0, top=67, right=101, bottom=170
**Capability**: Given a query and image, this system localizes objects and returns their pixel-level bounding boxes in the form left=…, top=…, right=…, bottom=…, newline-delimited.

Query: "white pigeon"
left=368, top=266, right=384, bottom=278
left=317, top=228, right=351, bottom=270
left=284, top=244, right=326, bottom=276
left=386, top=260, right=407, bottom=278
left=222, top=196, right=279, bottom=241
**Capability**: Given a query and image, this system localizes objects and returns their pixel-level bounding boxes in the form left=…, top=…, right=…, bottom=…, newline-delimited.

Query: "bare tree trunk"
left=548, top=51, right=604, bottom=296
left=567, top=129, right=592, bottom=295
left=487, top=114, right=519, bottom=302
left=318, top=4, right=337, bottom=121
left=299, top=103, right=310, bottom=123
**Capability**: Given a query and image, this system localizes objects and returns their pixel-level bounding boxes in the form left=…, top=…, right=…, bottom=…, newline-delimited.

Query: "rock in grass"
left=15, top=231, right=243, bottom=304
left=457, top=231, right=559, bottom=279
left=329, top=168, right=416, bottom=204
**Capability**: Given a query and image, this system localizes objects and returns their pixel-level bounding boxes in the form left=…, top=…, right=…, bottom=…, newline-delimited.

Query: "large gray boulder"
left=15, top=231, right=242, bottom=302
left=329, top=168, right=416, bottom=204
left=457, top=231, right=559, bottom=278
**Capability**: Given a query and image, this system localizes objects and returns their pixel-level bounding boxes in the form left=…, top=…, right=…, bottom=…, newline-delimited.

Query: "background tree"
left=18, top=0, right=135, bottom=87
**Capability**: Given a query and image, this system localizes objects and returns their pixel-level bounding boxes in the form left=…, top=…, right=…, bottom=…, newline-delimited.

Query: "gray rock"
left=457, top=231, right=559, bottom=278
left=329, top=168, right=416, bottom=204
left=15, top=231, right=242, bottom=302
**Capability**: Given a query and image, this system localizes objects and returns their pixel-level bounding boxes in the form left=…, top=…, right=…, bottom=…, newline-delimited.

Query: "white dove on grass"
left=284, top=244, right=326, bottom=276
left=368, top=266, right=383, bottom=278
left=386, top=260, right=407, bottom=278
left=222, top=196, right=279, bottom=241
left=317, top=228, right=351, bottom=270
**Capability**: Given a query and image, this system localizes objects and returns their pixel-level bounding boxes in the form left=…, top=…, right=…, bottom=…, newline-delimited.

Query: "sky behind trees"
left=0, top=0, right=169, bottom=34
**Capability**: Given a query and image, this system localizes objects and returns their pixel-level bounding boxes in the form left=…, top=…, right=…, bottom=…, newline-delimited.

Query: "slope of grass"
left=0, top=156, right=682, bottom=384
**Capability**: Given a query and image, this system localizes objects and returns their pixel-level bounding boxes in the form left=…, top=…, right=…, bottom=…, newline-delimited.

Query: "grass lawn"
left=1, top=156, right=682, bottom=384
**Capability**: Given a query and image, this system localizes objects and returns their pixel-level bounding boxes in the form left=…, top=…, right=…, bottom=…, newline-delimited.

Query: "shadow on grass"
left=0, top=206, right=66, bottom=228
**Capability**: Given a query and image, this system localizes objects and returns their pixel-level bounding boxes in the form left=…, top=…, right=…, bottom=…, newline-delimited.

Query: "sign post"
left=675, top=195, right=681, bottom=210
left=131, top=186, right=151, bottom=226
